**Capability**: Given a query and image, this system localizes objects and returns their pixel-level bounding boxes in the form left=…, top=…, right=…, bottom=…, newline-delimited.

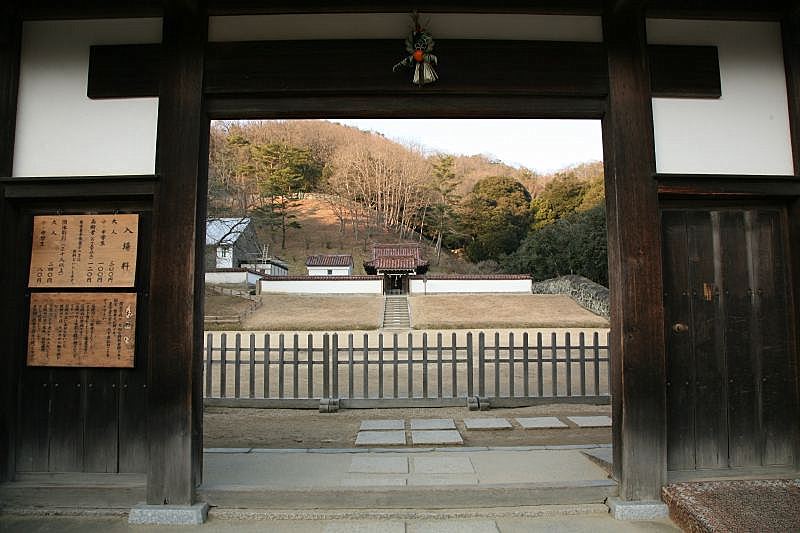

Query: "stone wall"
left=532, top=275, right=609, bottom=318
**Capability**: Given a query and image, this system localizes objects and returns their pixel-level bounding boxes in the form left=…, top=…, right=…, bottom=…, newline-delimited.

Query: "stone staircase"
left=382, top=295, right=411, bottom=329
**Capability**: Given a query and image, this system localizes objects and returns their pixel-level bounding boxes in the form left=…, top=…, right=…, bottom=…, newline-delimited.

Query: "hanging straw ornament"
left=393, top=12, right=438, bottom=86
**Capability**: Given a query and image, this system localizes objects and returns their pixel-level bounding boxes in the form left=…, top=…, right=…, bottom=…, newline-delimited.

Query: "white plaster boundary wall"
left=409, top=278, right=532, bottom=294
left=260, top=278, right=383, bottom=294
left=13, top=19, right=161, bottom=177
left=307, top=266, right=353, bottom=276
left=209, top=14, right=602, bottom=42
left=648, top=19, right=793, bottom=175
left=205, top=271, right=248, bottom=284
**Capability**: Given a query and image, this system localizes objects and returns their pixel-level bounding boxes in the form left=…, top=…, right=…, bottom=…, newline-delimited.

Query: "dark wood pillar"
left=0, top=2, right=22, bottom=483
left=147, top=1, right=207, bottom=505
left=781, top=12, right=800, bottom=473
left=602, top=5, right=667, bottom=500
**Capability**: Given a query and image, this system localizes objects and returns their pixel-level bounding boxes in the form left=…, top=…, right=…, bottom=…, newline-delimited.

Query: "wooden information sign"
left=29, top=214, right=138, bottom=288
left=27, top=292, right=137, bottom=368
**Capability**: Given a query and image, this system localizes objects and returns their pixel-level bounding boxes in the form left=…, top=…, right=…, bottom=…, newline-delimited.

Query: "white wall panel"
left=13, top=19, right=161, bottom=177
left=209, top=14, right=602, bottom=42
left=261, top=279, right=383, bottom=294
left=409, top=278, right=531, bottom=294
left=648, top=19, right=793, bottom=175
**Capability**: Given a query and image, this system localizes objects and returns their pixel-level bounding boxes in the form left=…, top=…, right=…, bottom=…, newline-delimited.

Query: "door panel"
left=663, top=205, right=799, bottom=472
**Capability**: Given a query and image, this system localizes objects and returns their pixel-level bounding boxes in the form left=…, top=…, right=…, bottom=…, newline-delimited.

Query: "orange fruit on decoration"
left=413, top=49, right=424, bottom=62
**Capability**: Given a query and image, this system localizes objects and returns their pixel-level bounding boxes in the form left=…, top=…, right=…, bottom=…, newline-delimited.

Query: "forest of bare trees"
left=207, top=119, right=608, bottom=283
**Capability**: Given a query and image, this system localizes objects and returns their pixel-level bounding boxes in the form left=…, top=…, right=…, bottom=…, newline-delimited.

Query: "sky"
left=328, top=119, right=603, bottom=173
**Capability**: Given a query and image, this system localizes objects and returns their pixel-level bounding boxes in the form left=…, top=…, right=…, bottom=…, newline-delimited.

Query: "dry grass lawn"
left=410, top=294, right=608, bottom=329
left=242, top=294, right=384, bottom=330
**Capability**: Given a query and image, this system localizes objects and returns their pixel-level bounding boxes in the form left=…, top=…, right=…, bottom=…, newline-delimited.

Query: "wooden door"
left=662, top=206, right=799, bottom=474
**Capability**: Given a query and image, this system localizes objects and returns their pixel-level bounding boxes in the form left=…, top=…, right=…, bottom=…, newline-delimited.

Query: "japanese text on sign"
left=29, top=214, right=138, bottom=288
left=27, top=293, right=136, bottom=368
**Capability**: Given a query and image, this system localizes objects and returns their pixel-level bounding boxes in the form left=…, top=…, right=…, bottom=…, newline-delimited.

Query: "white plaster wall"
left=209, top=14, right=602, bottom=42
left=13, top=19, right=161, bottom=177
left=205, top=271, right=247, bottom=284
left=648, top=19, right=793, bottom=175
left=307, top=266, right=353, bottom=276
left=261, top=279, right=383, bottom=294
left=409, top=279, right=531, bottom=294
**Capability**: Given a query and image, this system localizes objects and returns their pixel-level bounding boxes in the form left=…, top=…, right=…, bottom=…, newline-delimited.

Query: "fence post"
left=205, top=333, right=213, bottom=398
left=323, top=334, right=330, bottom=400
left=451, top=332, right=458, bottom=399
left=537, top=332, right=544, bottom=397
left=348, top=333, right=354, bottom=399
left=422, top=332, right=429, bottom=399
left=293, top=333, right=300, bottom=399
left=332, top=333, right=339, bottom=399
left=249, top=333, right=256, bottom=399
left=407, top=332, right=413, bottom=399
left=523, top=332, right=529, bottom=398
left=494, top=332, right=500, bottom=399
left=579, top=332, right=586, bottom=397
left=234, top=333, right=242, bottom=399
left=551, top=332, right=558, bottom=397
left=436, top=332, right=443, bottom=399
left=478, top=332, right=485, bottom=398
left=307, top=333, right=314, bottom=399
left=278, top=333, right=285, bottom=399
left=392, top=333, right=399, bottom=399
left=565, top=331, right=572, bottom=397
left=378, top=333, right=384, bottom=399
left=508, top=332, right=515, bottom=398
left=466, top=332, right=474, bottom=397
left=363, top=333, right=369, bottom=399
left=264, top=333, right=270, bottom=398
left=220, top=333, right=227, bottom=398
left=594, top=331, right=601, bottom=395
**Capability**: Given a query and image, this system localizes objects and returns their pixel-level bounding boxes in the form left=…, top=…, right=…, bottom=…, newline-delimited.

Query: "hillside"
left=256, top=194, right=478, bottom=275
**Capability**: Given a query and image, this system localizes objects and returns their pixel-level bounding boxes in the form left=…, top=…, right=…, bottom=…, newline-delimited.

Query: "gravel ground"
left=203, top=403, right=612, bottom=449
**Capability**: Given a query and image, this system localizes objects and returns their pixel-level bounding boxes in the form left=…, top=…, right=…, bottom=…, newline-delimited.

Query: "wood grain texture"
left=0, top=3, right=21, bottom=483
left=782, top=13, right=800, bottom=474
left=146, top=2, right=206, bottom=505
left=602, top=6, right=667, bottom=501
left=657, top=174, right=800, bottom=198
left=649, top=45, right=720, bottom=98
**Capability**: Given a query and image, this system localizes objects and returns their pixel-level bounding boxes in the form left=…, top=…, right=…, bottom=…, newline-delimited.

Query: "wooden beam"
left=205, top=95, right=608, bottom=120
left=89, top=40, right=721, bottom=101
left=781, top=11, right=800, bottom=474
left=649, top=45, right=720, bottom=99
left=147, top=1, right=206, bottom=505
left=0, top=2, right=22, bottom=483
left=602, top=5, right=667, bottom=501
left=21, top=0, right=162, bottom=19
left=656, top=174, right=800, bottom=198
left=206, top=1, right=604, bottom=15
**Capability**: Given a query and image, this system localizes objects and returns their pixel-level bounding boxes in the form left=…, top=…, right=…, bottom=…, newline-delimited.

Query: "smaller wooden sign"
left=27, top=292, right=136, bottom=368
left=29, top=214, right=139, bottom=288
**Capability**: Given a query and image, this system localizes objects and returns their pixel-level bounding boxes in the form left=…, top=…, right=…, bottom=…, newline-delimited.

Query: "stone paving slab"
left=413, top=456, right=475, bottom=474
left=323, top=521, right=406, bottom=533
left=516, top=417, right=568, bottom=429
left=410, top=430, right=463, bottom=445
left=407, top=475, right=479, bottom=486
left=349, top=456, right=408, bottom=474
left=340, top=476, right=407, bottom=487
left=410, top=418, right=456, bottom=430
left=567, top=416, right=612, bottom=428
left=359, top=419, right=405, bottom=431
left=355, top=431, right=406, bottom=446
left=463, top=418, right=512, bottom=430
left=407, top=520, right=499, bottom=533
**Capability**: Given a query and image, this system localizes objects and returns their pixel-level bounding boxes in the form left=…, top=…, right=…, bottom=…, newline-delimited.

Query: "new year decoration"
left=393, top=11, right=438, bottom=86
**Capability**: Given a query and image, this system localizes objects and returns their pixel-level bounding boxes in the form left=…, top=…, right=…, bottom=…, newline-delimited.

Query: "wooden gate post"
left=0, top=2, right=21, bottom=483
left=602, top=5, right=667, bottom=501
left=147, top=1, right=207, bottom=505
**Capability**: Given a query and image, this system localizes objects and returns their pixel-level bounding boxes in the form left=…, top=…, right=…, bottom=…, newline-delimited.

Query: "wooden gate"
left=662, top=205, right=800, bottom=476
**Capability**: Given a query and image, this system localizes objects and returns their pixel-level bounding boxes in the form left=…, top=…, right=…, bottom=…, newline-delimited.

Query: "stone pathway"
left=354, top=416, right=612, bottom=447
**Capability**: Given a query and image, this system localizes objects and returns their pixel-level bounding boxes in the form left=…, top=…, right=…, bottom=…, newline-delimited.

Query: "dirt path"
left=204, top=403, right=611, bottom=449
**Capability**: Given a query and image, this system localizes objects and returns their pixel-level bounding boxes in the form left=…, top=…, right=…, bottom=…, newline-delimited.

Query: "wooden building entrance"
left=662, top=205, right=799, bottom=476
left=2, top=0, right=800, bottom=513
